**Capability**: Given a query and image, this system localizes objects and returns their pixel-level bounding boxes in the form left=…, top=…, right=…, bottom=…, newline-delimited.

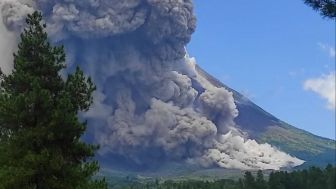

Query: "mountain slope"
left=196, top=65, right=336, bottom=167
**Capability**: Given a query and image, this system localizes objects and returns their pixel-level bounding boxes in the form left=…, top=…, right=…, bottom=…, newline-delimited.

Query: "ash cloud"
left=0, top=0, right=304, bottom=170
left=0, top=14, right=15, bottom=74
left=0, top=0, right=33, bottom=74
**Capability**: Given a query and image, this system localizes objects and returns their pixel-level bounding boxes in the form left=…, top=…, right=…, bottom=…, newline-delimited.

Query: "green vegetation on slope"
left=110, top=165, right=335, bottom=189
left=258, top=124, right=335, bottom=167
left=258, top=124, right=335, bottom=154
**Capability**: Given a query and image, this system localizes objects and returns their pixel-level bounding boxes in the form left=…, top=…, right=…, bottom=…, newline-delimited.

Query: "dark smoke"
left=0, top=0, right=304, bottom=170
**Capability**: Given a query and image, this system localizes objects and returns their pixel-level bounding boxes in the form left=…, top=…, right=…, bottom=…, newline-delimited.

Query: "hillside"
left=196, top=65, right=336, bottom=168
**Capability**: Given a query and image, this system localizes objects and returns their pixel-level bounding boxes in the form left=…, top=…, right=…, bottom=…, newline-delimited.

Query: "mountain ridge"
left=195, top=65, right=335, bottom=167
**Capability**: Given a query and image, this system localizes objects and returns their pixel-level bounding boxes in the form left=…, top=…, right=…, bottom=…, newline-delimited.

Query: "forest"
left=115, top=165, right=336, bottom=189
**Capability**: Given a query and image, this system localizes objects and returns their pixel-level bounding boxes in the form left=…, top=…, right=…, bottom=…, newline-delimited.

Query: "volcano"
left=196, top=65, right=336, bottom=168
left=97, top=63, right=335, bottom=179
left=0, top=0, right=335, bottom=174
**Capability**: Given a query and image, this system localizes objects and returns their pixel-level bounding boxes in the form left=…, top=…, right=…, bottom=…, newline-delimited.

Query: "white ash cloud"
left=35, top=0, right=196, bottom=60
left=199, top=87, right=238, bottom=134
left=0, top=0, right=34, bottom=31
left=190, top=131, right=304, bottom=170
left=0, top=0, right=304, bottom=170
left=0, top=0, right=34, bottom=74
left=0, top=13, right=15, bottom=74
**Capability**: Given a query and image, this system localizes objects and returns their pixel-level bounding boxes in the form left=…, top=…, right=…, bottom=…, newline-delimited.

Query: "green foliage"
left=242, top=171, right=256, bottom=189
left=258, top=125, right=336, bottom=167
left=114, top=165, right=336, bottom=189
left=255, top=170, right=267, bottom=189
left=0, top=11, right=106, bottom=189
left=303, top=0, right=336, bottom=18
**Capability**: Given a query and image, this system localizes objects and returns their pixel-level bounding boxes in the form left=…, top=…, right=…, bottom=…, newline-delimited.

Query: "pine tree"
left=0, top=11, right=106, bottom=189
left=243, top=171, right=256, bottom=189
left=268, top=172, right=285, bottom=189
left=255, top=170, right=267, bottom=189
left=325, top=164, right=336, bottom=189
left=303, top=0, right=336, bottom=18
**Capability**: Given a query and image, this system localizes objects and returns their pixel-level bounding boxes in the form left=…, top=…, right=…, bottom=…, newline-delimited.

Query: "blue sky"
left=188, top=0, right=335, bottom=139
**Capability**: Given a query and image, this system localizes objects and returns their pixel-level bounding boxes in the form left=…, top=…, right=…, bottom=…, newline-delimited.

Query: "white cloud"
left=318, top=43, right=336, bottom=58
left=304, top=72, right=336, bottom=110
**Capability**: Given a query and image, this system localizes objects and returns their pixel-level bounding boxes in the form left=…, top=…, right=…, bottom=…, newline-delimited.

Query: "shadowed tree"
left=0, top=11, right=106, bottom=189
left=243, top=171, right=256, bottom=189
left=303, top=0, right=336, bottom=18
left=255, top=170, right=267, bottom=189
left=325, top=164, right=336, bottom=189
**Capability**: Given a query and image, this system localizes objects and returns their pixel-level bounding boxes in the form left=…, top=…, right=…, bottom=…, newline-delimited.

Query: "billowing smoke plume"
left=0, top=0, right=30, bottom=74
left=0, top=0, right=304, bottom=170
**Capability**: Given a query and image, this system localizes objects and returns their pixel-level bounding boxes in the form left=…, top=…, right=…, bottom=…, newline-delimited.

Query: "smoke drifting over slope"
left=0, top=0, right=304, bottom=170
